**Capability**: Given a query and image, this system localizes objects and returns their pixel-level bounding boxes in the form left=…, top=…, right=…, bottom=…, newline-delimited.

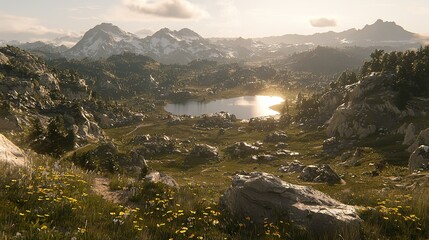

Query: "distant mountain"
left=64, top=23, right=143, bottom=60
left=141, top=28, right=226, bottom=64
left=0, top=40, right=21, bottom=47
left=258, top=19, right=421, bottom=47
left=50, top=35, right=82, bottom=48
left=284, top=46, right=373, bottom=74
left=64, top=24, right=227, bottom=64
left=19, top=41, right=68, bottom=53
left=1, top=41, right=68, bottom=60
left=6, top=20, right=425, bottom=64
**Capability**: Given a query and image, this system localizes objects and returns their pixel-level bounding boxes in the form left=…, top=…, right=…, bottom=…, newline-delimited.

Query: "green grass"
left=2, top=88, right=429, bottom=239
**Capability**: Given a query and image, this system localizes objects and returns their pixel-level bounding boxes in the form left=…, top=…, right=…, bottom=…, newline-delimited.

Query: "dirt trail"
left=125, top=123, right=154, bottom=136
left=62, top=143, right=91, bottom=160
left=92, top=177, right=125, bottom=204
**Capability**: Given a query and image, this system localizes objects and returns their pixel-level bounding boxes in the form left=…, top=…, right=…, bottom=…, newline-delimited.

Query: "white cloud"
left=67, top=6, right=100, bottom=12
left=123, top=0, right=203, bottom=19
left=135, top=28, right=155, bottom=37
left=0, top=13, right=77, bottom=42
left=310, top=18, right=337, bottom=28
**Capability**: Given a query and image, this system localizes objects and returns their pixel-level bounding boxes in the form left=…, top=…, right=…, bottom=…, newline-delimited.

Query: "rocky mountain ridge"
left=258, top=19, right=420, bottom=46
left=2, top=20, right=425, bottom=65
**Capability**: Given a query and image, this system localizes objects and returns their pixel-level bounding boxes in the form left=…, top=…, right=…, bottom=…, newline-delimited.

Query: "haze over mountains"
left=1, top=19, right=425, bottom=64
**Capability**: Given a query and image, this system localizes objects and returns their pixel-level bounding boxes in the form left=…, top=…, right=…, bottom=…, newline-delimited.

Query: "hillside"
left=0, top=46, right=142, bottom=155
left=284, top=46, right=373, bottom=74
left=1, top=45, right=429, bottom=239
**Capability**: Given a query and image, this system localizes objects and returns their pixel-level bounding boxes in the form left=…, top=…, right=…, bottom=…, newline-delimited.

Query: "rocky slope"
left=326, top=72, right=413, bottom=139
left=296, top=47, right=429, bottom=141
left=0, top=133, right=27, bottom=167
left=0, top=46, right=142, bottom=147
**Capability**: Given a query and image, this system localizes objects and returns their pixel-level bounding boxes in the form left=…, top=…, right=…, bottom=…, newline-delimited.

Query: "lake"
left=164, top=95, right=285, bottom=119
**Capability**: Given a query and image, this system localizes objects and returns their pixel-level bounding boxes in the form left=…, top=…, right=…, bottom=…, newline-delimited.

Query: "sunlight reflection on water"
left=165, top=95, right=285, bottom=119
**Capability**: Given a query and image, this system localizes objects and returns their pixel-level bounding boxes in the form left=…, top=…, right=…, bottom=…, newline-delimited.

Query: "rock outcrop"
left=0, top=46, right=108, bottom=145
left=408, top=145, right=429, bottom=171
left=225, top=142, right=259, bottom=157
left=145, top=171, right=179, bottom=189
left=0, top=134, right=27, bottom=167
left=408, top=128, right=429, bottom=153
left=132, top=134, right=177, bottom=156
left=220, top=172, right=361, bottom=239
left=188, top=144, right=219, bottom=161
left=299, top=164, right=341, bottom=184
left=251, top=154, right=277, bottom=162
left=326, top=73, right=412, bottom=139
left=264, top=130, right=288, bottom=143
left=195, top=112, right=236, bottom=129
left=278, top=160, right=306, bottom=173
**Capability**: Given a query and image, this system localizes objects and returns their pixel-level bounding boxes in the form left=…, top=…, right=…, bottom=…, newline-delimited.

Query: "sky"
left=0, top=0, right=428, bottom=43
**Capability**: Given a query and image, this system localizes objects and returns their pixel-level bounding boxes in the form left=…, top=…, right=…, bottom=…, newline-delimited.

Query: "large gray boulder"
left=220, top=172, right=361, bottom=239
left=0, top=134, right=27, bottom=167
left=408, top=128, right=429, bottom=153
left=408, top=145, right=429, bottom=171
left=299, top=164, right=341, bottom=184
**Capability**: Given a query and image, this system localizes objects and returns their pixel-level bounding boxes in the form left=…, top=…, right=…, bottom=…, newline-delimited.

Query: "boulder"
left=220, top=172, right=361, bottom=239
left=340, top=151, right=352, bottom=161
left=397, top=123, right=407, bottom=134
left=341, top=148, right=361, bottom=167
left=225, top=142, right=259, bottom=157
left=132, top=134, right=177, bottom=156
left=322, top=137, right=339, bottom=153
left=248, top=117, right=278, bottom=131
left=194, top=112, right=236, bottom=129
left=408, top=145, right=429, bottom=171
left=279, top=160, right=306, bottom=173
left=299, top=164, right=341, bottom=184
left=402, top=123, right=416, bottom=146
left=264, top=131, right=288, bottom=143
left=408, top=128, right=429, bottom=153
left=251, top=154, right=276, bottom=162
left=326, top=73, right=410, bottom=139
left=188, top=144, right=219, bottom=160
left=0, top=134, right=27, bottom=167
left=274, top=149, right=299, bottom=157
left=145, top=171, right=179, bottom=189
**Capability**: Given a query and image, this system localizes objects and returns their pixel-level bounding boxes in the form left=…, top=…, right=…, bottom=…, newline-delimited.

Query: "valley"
left=0, top=18, right=428, bottom=240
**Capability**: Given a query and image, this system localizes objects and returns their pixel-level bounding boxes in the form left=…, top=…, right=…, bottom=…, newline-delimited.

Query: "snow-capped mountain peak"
left=64, top=23, right=143, bottom=60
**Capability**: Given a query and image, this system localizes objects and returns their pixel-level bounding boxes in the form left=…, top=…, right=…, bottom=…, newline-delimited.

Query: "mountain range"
left=1, top=19, right=426, bottom=64
left=257, top=19, right=420, bottom=46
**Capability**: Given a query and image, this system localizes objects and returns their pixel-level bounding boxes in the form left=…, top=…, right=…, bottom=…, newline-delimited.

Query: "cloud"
left=123, top=0, right=203, bottom=19
left=0, top=13, right=76, bottom=42
left=67, top=6, right=100, bottom=12
left=310, top=18, right=337, bottom=28
left=135, top=28, right=155, bottom=37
